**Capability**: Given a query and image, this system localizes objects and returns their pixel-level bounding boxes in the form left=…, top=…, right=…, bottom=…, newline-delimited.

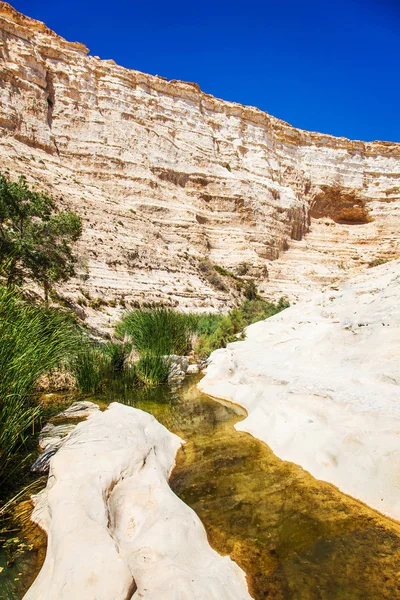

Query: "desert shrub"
left=198, top=259, right=227, bottom=292
left=240, top=298, right=286, bottom=323
left=193, top=298, right=289, bottom=359
left=213, top=265, right=239, bottom=280
left=88, top=297, right=107, bottom=310
left=236, top=262, right=249, bottom=276
left=187, top=313, right=224, bottom=336
left=244, top=281, right=259, bottom=300
left=368, top=258, right=389, bottom=268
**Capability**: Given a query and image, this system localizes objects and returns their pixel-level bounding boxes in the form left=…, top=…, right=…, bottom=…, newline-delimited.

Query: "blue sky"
left=11, top=0, right=400, bottom=142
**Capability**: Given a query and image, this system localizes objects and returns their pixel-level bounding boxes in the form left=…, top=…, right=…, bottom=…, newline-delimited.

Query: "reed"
left=136, top=354, right=171, bottom=386
left=116, top=307, right=192, bottom=356
left=70, top=341, right=111, bottom=394
left=0, top=285, right=77, bottom=483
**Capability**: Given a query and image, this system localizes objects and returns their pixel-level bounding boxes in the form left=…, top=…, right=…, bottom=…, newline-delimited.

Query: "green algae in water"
left=101, top=376, right=400, bottom=600
left=0, top=528, right=41, bottom=600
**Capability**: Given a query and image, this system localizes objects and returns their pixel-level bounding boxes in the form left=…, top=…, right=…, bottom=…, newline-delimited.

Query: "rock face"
left=24, top=403, right=252, bottom=600
left=1, top=3, right=400, bottom=330
left=199, top=260, right=400, bottom=521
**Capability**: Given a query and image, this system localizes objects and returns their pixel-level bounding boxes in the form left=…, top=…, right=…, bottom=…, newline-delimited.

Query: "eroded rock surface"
left=31, top=401, right=99, bottom=473
left=199, top=260, right=400, bottom=520
left=24, top=403, right=252, bottom=600
left=1, top=3, right=400, bottom=331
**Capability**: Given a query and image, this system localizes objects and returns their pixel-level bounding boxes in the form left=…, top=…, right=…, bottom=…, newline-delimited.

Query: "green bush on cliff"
left=0, top=172, right=82, bottom=302
left=194, top=298, right=289, bottom=359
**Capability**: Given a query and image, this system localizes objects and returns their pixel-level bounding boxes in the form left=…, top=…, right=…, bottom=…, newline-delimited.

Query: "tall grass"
left=0, top=285, right=77, bottom=483
left=103, top=341, right=132, bottom=371
left=116, top=307, right=192, bottom=356
left=136, top=354, right=171, bottom=386
left=70, top=340, right=133, bottom=393
left=71, top=342, right=109, bottom=394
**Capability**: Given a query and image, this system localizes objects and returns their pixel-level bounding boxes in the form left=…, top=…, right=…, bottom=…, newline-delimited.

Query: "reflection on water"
left=2, top=376, right=400, bottom=599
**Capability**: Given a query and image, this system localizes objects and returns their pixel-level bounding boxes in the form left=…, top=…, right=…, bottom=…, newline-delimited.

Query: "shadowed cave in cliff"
left=310, top=186, right=373, bottom=224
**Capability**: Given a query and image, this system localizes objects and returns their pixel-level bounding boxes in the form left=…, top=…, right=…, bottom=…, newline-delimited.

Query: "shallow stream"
left=2, top=376, right=400, bottom=599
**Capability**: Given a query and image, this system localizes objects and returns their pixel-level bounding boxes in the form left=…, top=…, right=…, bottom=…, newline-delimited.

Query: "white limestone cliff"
left=0, top=3, right=400, bottom=331
left=24, top=403, right=252, bottom=600
left=199, top=260, right=400, bottom=520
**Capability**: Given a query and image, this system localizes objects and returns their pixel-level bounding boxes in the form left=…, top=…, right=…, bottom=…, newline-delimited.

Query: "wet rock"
left=38, top=423, right=76, bottom=451
left=31, top=446, right=59, bottom=474
left=57, top=401, right=100, bottom=419
left=167, top=355, right=189, bottom=378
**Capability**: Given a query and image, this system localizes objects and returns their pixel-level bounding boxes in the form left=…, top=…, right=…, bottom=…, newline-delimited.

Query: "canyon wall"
left=1, top=2, right=400, bottom=329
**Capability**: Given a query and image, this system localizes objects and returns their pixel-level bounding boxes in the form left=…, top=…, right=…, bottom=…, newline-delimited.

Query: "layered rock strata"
left=199, top=260, right=400, bottom=520
left=0, top=3, right=400, bottom=330
left=24, top=403, right=252, bottom=599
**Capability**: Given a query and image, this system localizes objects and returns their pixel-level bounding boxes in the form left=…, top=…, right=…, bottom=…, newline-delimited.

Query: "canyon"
left=0, top=2, right=400, bottom=332
left=2, top=5, right=400, bottom=599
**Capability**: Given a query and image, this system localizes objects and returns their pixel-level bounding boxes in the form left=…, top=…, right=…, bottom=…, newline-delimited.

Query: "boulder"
left=24, top=403, right=251, bottom=600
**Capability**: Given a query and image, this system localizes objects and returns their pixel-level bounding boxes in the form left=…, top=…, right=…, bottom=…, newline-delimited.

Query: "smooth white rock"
left=24, top=403, right=251, bottom=600
left=199, top=260, right=400, bottom=520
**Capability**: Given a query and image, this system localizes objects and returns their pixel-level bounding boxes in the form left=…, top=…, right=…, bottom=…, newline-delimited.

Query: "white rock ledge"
left=24, top=403, right=252, bottom=600
left=199, top=261, right=400, bottom=521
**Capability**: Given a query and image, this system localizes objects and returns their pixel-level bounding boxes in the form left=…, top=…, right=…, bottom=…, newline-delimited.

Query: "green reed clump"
left=0, top=285, right=77, bottom=483
left=103, top=341, right=132, bottom=371
left=136, top=354, right=171, bottom=386
left=71, top=340, right=133, bottom=393
left=114, top=298, right=290, bottom=381
left=116, top=307, right=192, bottom=356
left=71, top=342, right=111, bottom=394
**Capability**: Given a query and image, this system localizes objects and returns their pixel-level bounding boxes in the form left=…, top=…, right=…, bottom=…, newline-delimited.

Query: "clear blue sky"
left=11, top=0, right=400, bottom=142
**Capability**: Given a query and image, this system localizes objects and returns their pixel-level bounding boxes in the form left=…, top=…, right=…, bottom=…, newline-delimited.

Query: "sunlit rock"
left=200, top=260, right=400, bottom=520
left=24, top=403, right=252, bottom=600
